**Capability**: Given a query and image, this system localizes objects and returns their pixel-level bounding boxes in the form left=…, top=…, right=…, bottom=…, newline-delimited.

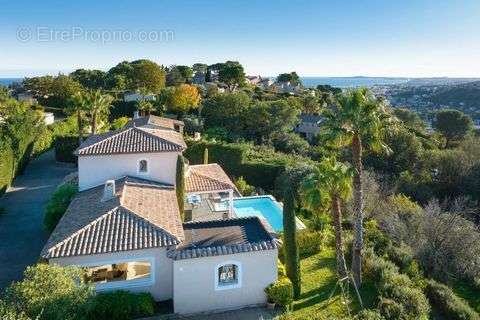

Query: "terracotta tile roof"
left=42, top=176, right=184, bottom=259
left=167, top=217, right=279, bottom=260
left=126, top=115, right=184, bottom=131
left=185, top=164, right=237, bottom=193
left=76, top=126, right=185, bottom=156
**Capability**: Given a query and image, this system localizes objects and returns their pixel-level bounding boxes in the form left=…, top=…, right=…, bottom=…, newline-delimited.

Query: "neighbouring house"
left=258, top=78, right=274, bottom=91
left=274, top=81, right=303, bottom=94
left=245, top=75, right=263, bottom=85
left=295, top=114, right=323, bottom=140
left=42, top=115, right=279, bottom=315
left=43, top=112, right=54, bottom=125
left=124, top=92, right=156, bottom=103
left=192, top=71, right=207, bottom=85
left=17, top=91, right=38, bottom=104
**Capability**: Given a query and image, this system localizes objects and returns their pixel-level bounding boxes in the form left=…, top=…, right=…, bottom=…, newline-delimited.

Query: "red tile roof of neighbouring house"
left=185, top=164, right=239, bottom=193
left=126, top=115, right=184, bottom=131
left=41, top=176, right=184, bottom=259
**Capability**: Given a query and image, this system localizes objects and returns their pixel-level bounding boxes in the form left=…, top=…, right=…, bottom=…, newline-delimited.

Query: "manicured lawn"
left=452, top=280, right=480, bottom=313
left=283, top=248, right=377, bottom=319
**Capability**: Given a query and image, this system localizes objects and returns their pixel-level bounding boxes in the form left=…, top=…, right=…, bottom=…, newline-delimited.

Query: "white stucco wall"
left=173, top=249, right=278, bottom=315
left=50, top=248, right=173, bottom=301
left=78, top=152, right=180, bottom=191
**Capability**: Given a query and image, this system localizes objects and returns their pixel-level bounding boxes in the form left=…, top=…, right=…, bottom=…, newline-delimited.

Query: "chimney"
left=133, top=111, right=140, bottom=119
left=102, top=180, right=116, bottom=202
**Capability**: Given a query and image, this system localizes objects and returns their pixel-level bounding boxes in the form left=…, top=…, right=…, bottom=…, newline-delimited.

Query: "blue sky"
left=1, top=0, right=479, bottom=77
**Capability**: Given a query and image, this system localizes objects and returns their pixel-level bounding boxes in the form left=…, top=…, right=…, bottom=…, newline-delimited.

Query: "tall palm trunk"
left=77, top=111, right=83, bottom=145
left=351, top=133, right=363, bottom=287
left=91, top=111, right=97, bottom=135
left=332, top=193, right=348, bottom=278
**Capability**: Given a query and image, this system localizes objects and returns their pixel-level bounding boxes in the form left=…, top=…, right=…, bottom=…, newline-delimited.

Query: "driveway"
left=0, top=151, right=75, bottom=289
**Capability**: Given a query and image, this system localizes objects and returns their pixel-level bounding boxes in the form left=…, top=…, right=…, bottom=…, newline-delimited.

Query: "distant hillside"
left=430, top=81, right=480, bottom=109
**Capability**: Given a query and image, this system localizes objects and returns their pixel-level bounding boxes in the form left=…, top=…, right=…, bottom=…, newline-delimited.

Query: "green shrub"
left=4, top=264, right=93, bottom=320
left=365, top=253, right=430, bottom=320
left=0, top=300, right=33, bottom=320
left=365, top=220, right=391, bottom=256
left=32, top=124, right=54, bottom=156
left=387, top=244, right=413, bottom=272
left=85, top=290, right=155, bottom=320
left=265, top=277, right=294, bottom=307
left=278, top=260, right=287, bottom=277
left=355, top=309, right=386, bottom=320
left=234, top=176, right=255, bottom=196
left=296, top=230, right=324, bottom=257
left=44, top=183, right=78, bottom=232
left=54, top=135, right=79, bottom=163
left=426, top=280, right=480, bottom=320
left=111, top=116, right=130, bottom=130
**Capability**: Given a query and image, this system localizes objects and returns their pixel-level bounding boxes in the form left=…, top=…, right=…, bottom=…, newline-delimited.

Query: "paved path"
left=144, top=307, right=279, bottom=320
left=0, top=151, right=75, bottom=289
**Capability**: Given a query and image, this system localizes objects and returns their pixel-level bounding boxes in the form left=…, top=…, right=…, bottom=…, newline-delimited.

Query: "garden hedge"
left=54, top=135, right=79, bottom=163
left=184, top=139, right=310, bottom=191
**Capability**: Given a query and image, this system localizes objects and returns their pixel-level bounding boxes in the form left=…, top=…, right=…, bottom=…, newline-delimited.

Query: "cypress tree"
left=283, top=187, right=301, bottom=298
left=203, top=148, right=209, bottom=164
left=176, top=155, right=185, bottom=221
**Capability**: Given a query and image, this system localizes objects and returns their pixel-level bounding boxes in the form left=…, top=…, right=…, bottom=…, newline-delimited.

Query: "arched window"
left=138, top=159, right=148, bottom=174
left=215, top=261, right=242, bottom=290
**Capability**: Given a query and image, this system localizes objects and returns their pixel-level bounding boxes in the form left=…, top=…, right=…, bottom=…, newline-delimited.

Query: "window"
left=83, top=260, right=153, bottom=289
left=138, top=159, right=148, bottom=174
left=215, top=261, right=242, bottom=290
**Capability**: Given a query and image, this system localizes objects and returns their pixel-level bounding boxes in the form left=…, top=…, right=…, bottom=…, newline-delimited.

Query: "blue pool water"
left=233, top=196, right=284, bottom=232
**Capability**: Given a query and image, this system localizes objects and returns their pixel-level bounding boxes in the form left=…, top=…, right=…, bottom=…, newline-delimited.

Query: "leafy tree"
left=176, top=155, right=185, bottom=221
left=70, top=69, right=106, bottom=89
left=105, top=61, right=134, bottom=91
left=433, top=109, right=473, bottom=146
left=218, top=61, right=245, bottom=91
left=393, top=107, right=425, bottom=131
left=283, top=187, right=301, bottom=298
left=22, top=75, right=55, bottom=98
left=234, top=176, right=255, bottom=196
left=167, top=84, right=201, bottom=118
left=242, top=100, right=299, bottom=143
left=301, top=95, right=321, bottom=114
left=130, top=59, right=166, bottom=93
left=166, top=66, right=185, bottom=87
left=86, top=90, right=113, bottom=135
left=322, top=88, right=392, bottom=286
left=277, top=72, right=301, bottom=86
left=50, top=75, right=83, bottom=108
left=272, top=132, right=310, bottom=155
left=300, top=157, right=353, bottom=278
left=202, top=92, right=251, bottom=134
left=4, top=264, right=93, bottom=320
left=193, top=63, right=208, bottom=73
left=175, top=65, right=193, bottom=83
left=316, top=84, right=342, bottom=95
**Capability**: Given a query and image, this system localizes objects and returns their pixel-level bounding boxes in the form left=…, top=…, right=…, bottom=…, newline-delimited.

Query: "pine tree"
left=283, top=187, right=301, bottom=298
left=176, top=155, right=185, bottom=221
left=203, top=148, right=209, bottom=164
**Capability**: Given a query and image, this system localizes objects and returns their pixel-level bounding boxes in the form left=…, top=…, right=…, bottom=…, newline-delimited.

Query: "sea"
left=0, top=78, right=23, bottom=86
left=300, top=76, right=409, bottom=88
left=0, top=76, right=410, bottom=88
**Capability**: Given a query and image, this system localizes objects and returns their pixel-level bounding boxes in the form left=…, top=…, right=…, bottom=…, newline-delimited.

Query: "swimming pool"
left=233, top=196, right=305, bottom=232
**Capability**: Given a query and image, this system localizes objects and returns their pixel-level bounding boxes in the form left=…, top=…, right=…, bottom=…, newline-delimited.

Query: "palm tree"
left=87, top=90, right=113, bottom=135
left=67, top=91, right=89, bottom=145
left=322, top=88, right=392, bottom=286
left=300, top=157, right=353, bottom=278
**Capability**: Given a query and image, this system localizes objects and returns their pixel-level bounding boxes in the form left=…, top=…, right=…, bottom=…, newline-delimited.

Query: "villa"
left=41, top=115, right=279, bottom=315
